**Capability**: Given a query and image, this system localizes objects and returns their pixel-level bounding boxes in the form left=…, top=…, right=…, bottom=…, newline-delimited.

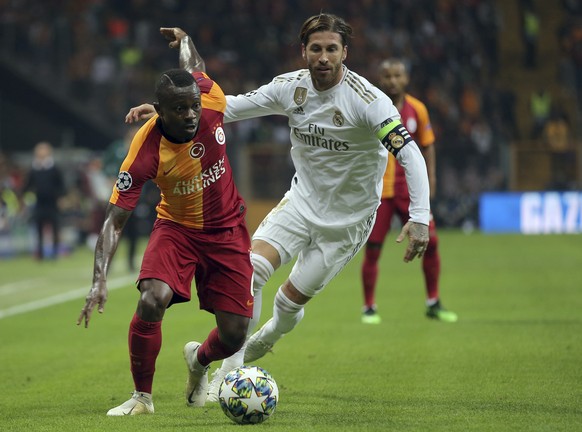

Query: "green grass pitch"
left=0, top=230, right=580, bottom=431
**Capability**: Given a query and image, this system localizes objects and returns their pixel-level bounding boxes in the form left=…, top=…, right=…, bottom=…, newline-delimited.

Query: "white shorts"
left=253, top=192, right=376, bottom=297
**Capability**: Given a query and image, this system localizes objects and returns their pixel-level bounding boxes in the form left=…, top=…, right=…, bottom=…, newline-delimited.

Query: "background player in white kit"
left=127, top=15, right=431, bottom=405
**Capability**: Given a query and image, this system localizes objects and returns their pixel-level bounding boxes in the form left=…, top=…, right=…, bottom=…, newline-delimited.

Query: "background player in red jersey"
left=361, top=58, right=458, bottom=324
left=77, top=67, right=254, bottom=415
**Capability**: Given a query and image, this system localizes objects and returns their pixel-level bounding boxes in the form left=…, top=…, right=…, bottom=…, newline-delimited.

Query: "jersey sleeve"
left=224, top=78, right=286, bottom=123
left=109, top=118, right=159, bottom=211
left=366, top=95, right=401, bottom=135
left=193, top=71, right=226, bottom=113
left=395, top=144, right=430, bottom=225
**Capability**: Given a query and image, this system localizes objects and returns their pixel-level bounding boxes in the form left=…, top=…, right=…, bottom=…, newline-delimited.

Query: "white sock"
left=216, top=348, right=245, bottom=374
left=261, top=286, right=305, bottom=345
left=216, top=253, right=274, bottom=372
left=426, top=298, right=439, bottom=307
left=248, top=253, right=273, bottom=332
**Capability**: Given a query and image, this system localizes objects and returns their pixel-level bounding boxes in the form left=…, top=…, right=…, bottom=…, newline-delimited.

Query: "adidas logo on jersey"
left=292, top=106, right=305, bottom=115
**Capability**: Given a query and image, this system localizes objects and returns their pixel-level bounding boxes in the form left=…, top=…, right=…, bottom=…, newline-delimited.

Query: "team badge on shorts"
left=190, top=142, right=205, bottom=159
left=116, top=171, right=132, bottom=191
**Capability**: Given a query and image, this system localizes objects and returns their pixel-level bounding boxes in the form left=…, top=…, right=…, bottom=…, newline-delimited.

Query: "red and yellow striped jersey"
left=382, top=94, right=434, bottom=199
left=110, top=72, right=246, bottom=230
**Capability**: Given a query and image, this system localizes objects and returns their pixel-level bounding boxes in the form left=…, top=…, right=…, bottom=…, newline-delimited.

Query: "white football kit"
left=225, top=66, right=430, bottom=295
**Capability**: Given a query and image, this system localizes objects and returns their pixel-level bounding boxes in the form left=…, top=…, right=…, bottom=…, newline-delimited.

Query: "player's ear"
left=301, top=44, right=306, bottom=61
left=342, top=46, right=348, bottom=62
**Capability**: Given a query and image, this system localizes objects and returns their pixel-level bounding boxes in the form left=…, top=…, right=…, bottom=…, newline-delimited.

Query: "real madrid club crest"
left=294, top=87, right=307, bottom=105
left=333, top=110, right=344, bottom=127
left=388, top=132, right=404, bottom=149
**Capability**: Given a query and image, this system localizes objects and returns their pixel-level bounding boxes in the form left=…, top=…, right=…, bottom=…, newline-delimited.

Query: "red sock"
left=423, top=233, right=440, bottom=301
left=128, top=313, right=162, bottom=394
left=362, top=246, right=381, bottom=308
left=197, top=327, right=240, bottom=366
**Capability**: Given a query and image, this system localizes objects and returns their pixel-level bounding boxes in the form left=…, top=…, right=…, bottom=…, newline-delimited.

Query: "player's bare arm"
left=125, top=27, right=205, bottom=124
left=77, top=204, right=132, bottom=328
left=159, top=27, right=206, bottom=73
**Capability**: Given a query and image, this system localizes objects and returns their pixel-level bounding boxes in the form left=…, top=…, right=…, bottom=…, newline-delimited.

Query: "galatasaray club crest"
left=215, top=126, right=226, bottom=145
left=333, top=110, right=344, bottom=127
left=294, top=87, right=308, bottom=105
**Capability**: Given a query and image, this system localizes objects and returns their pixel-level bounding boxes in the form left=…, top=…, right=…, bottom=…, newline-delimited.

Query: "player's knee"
left=251, top=252, right=275, bottom=292
left=137, top=279, right=172, bottom=320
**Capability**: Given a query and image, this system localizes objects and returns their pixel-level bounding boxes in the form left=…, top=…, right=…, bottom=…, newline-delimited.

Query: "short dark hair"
left=155, top=68, right=197, bottom=100
left=299, top=13, right=353, bottom=47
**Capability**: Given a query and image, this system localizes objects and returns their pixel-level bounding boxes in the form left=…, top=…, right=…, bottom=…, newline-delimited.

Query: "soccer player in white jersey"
left=126, top=16, right=431, bottom=406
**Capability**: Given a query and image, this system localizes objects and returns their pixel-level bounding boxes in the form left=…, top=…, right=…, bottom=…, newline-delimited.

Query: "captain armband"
left=377, top=119, right=413, bottom=156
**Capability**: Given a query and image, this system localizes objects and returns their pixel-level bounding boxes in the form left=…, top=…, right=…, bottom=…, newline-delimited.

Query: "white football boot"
left=183, top=341, right=210, bottom=407
left=243, top=323, right=274, bottom=363
left=206, top=367, right=229, bottom=403
left=106, top=391, right=154, bottom=416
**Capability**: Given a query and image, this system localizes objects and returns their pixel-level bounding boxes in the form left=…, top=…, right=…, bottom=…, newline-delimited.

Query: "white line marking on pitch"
left=0, top=275, right=136, bottom=320
left=0, top=278, right=46, bottom=296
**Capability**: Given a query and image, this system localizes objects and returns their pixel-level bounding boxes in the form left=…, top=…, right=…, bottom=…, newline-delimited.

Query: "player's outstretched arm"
left=77, top=204, right=132, bottom=328
left=124, top=26, right=206, bottom=124
left=125, top=104, right=155, bottom=124
left=160, top=27, right=206, bottom=73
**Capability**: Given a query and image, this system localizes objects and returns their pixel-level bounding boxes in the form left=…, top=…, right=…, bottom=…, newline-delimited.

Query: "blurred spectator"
left=542, top=107, right=571, bottom=151
left=557, top=17, right=582, bottom=116
left=21, top=142, right=65, bottom=259
left=542, top=108, right=576, bottom=190
left=521, top=0, right=540, bottom=69
left=0, top=152, right=20, bottom=232
left=530, top=89, right=552, bottom=138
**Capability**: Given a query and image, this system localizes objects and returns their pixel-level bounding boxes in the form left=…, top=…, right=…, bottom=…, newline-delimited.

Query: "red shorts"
left=139, top=218, right=253, bottom=317
left=368, top=196, right=436, bottom=244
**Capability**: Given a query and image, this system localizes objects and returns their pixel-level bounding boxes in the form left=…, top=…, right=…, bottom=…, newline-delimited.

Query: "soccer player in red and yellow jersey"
left=78, top=63, right=254, bottom=415
left=361, top=59, right=458, bottom=324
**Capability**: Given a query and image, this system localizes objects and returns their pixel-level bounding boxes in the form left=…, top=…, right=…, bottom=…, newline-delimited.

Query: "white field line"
left=0, top=278, right=46, bottom=296
left=0, top=275, right=136, bottom=320
left=0, top=269, right=92, bottom=296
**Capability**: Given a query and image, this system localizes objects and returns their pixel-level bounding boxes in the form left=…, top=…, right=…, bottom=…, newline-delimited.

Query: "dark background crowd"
left=0, top=0, right=581, bottom=258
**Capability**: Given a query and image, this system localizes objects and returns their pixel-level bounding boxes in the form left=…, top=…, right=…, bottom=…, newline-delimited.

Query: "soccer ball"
left=218, top=365, right=279, bottom=425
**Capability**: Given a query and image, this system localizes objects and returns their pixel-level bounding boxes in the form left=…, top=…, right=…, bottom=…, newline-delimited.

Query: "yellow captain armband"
left=377, top=119, right=413, bottom=156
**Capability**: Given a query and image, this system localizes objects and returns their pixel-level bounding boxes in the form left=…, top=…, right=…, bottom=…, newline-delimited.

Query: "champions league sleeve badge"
left=116, top=171, right=133, bottom=192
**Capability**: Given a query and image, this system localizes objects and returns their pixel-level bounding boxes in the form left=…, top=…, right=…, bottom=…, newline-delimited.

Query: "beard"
left=309, top=62, right=342, bottom=91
